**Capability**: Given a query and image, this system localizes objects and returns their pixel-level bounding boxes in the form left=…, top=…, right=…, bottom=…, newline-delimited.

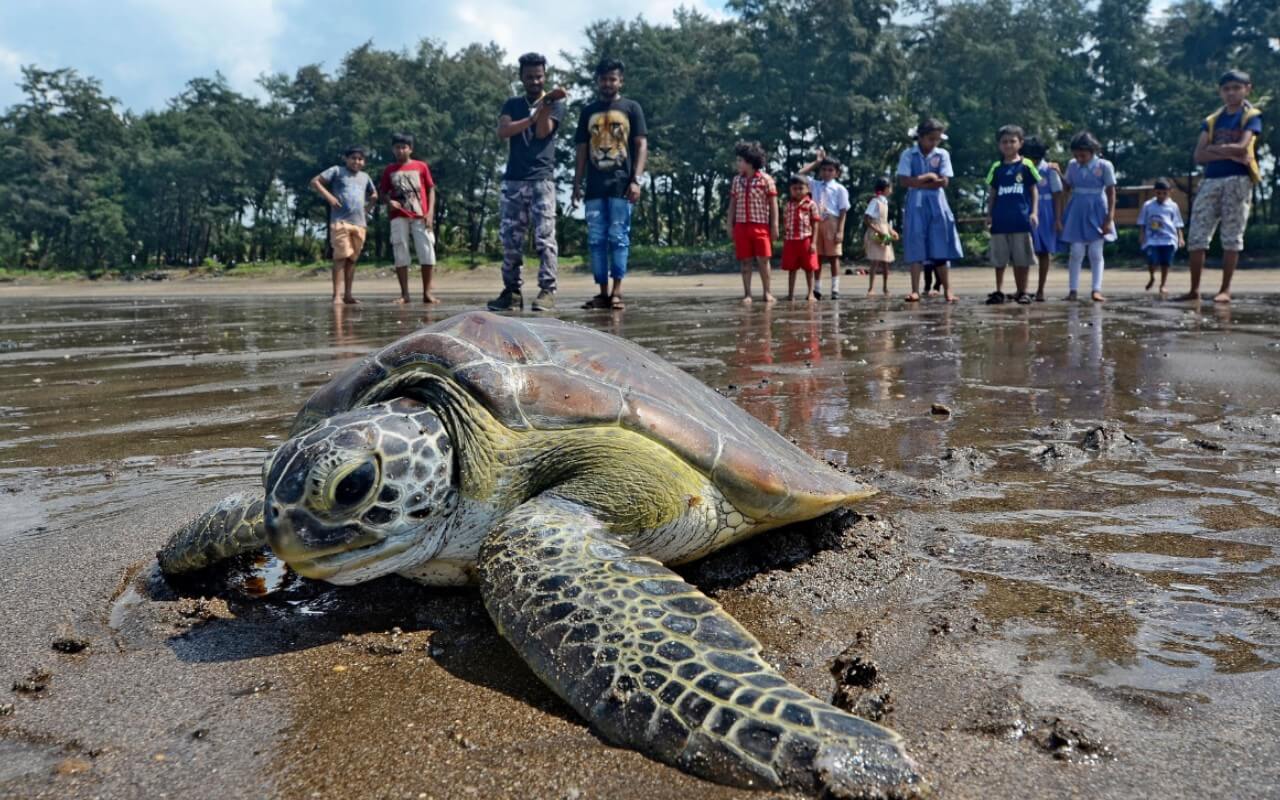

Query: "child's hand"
left=389, top=199, right=404, bottom=213
left=1029, top=214, right=1038, bottom=230
left=984, top=215, right=992, bottom=230
left=815, top=146, right=826, bottom=160
left=891, top=230, right=900, bottom=241
left=328, top=197, right=342, bottom=209
left=1056, top=219, right=1063, bottom=234
left=809, top=241, right=817, bottom=253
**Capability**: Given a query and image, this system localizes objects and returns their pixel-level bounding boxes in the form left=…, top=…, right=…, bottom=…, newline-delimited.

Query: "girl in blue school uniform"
left=1020, top=136, right=1064, bottom=301
left=1059, top=131, right=1117, bottom=303
left=897, top=118, right=964, bottom=302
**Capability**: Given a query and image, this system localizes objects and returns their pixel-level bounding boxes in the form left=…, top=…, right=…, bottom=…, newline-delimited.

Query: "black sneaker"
left=830, top=290, right=840, bottom=300
left=531, top=289, right=555, bottom=312
left=486, top=288, right=522, bottom=311
left=813, top=289, right=823, bottom=300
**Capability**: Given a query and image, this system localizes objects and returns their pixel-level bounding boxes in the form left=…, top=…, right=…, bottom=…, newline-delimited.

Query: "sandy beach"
left=1, top=290, right=1278, bottom=799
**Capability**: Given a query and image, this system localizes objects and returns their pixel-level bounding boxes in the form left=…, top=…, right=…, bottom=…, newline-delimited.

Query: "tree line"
left=0, top=0, right=1274, bottom=272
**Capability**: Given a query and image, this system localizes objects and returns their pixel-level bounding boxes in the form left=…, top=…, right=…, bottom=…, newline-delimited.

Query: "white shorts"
left=390, top=217, right=436, bottom=267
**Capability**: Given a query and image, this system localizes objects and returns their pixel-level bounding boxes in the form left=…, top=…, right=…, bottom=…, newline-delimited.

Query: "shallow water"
left=2, top=293, right=1278, bottom=711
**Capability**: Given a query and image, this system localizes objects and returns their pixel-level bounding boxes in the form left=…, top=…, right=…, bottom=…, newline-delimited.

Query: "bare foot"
left=763, top=293, right=777, bottom=305
left=1158, top=286, right=1168, bottom=297
left=740, top=296, right=753, bottom=305
left=332, top=297, right=344, bottom=305
left=1145, top=277, right=1155, bottom=291
left=883, top=289, right=890, bottom=296
left=905, top=292, right=920, bottom=302
left=945, top=293, right=957, bottom=303
left=393, top=296, right=411, bottom=305
left=1175, top=292, right=1200, bottom=302
left=343, top=296, right=361, bottom=305
left=786, top=294, right=795, bottom=301
left=423, top=294, right=441, bottom=304
left=1213, top=291, right=1231, bottom=304
left=806, top=293, right=816, bottom=303
left=1092, top=291, right=1106, bottom=303
left=866, top=289, right=876, bottom=296
left=927, top=289, right=940, bottom=297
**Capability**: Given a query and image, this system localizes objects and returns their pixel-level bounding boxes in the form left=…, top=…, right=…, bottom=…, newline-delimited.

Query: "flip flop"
left=610, top=295, right=626, bottom=311
left=582, top=294, right=610, bottom=309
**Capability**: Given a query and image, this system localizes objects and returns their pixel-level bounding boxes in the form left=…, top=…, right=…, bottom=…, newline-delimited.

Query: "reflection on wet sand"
left=2, top=293, right=1280, bottom=797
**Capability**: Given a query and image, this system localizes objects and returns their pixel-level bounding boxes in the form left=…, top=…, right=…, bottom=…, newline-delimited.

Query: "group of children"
left=310, top=133, right=440, bottom=305
left=729, top=69, right=1261, bottom=306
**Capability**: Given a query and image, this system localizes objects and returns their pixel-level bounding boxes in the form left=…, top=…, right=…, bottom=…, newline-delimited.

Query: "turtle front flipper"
left=478, top=495, right=924, bottom=798
left=158, top=493, right=268, bottom=574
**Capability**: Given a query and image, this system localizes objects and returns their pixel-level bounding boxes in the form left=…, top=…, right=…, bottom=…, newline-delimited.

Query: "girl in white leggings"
left=1068, top=240, right=1106, bottom=299
left=1059, top=131, right=1117, bottom=302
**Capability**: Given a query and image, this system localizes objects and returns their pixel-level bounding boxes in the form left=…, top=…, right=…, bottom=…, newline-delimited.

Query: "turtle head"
left=262, top=397, right=457, bottom=584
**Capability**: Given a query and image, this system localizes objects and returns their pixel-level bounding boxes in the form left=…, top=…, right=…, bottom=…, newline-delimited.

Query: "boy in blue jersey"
left=984, top=125, right=1040, bottom=304
left=1137, top=178, right=1184, bottom=295
left=1184, top=69, right=1263, bottom=304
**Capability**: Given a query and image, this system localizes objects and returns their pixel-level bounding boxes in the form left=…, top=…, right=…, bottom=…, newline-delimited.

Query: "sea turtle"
left=159, top=311, right=922, bottom=798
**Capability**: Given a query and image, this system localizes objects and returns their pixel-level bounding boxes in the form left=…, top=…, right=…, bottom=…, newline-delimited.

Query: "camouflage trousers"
left=500, top=179, right=558, bottom=291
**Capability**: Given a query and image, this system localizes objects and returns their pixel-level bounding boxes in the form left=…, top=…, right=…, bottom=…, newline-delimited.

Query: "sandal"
left=985, top=291, right=1006, bottom=305
left=610, top=294, right=626, bottom=310
left=582, top=294, right=610, bottom=309
left=1015, top=293, right=1032, bottom=304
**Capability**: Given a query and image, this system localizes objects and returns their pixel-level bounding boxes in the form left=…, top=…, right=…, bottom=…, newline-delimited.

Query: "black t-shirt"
left=500, top=95, right=566, bottom=181
left=573, top=96, right=647, bottom=199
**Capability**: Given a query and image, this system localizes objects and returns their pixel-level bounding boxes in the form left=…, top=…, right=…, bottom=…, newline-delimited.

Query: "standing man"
left=1183, top=69, right=1263, bottom=304
left=572, top=58, right=647, bottom=311
left=488, top=53, right=568, bottom=313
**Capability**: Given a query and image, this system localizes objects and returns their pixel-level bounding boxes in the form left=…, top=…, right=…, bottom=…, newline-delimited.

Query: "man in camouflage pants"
left=489, top=52, right=567, bottom=312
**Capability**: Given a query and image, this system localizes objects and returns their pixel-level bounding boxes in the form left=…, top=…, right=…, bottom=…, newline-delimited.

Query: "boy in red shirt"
left=781, top=176, right=820, bottom=301
left=378, top=132, right=439, bottom=304
left=726, top=141, right=778, bottom=305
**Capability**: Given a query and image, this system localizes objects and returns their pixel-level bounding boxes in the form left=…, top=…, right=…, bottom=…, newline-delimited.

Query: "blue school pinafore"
left=897, top=145, right=964, bottom=264
left=1060, top=157, right=1116, bottom=244
left=1032, top=160, right=1062, bottom=254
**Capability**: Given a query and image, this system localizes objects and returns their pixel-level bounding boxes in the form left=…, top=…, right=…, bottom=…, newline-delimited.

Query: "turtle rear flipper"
left=478, top=495, right=924, bottom=797
left=158, top=493, right=268, bottom=574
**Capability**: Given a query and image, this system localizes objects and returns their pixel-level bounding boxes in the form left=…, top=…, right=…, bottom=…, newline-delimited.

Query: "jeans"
left=585, top=197, right=632, bottom=284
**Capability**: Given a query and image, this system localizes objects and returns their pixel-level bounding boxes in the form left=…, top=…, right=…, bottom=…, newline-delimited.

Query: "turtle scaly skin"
left=159, top=312, right=923, bottom=798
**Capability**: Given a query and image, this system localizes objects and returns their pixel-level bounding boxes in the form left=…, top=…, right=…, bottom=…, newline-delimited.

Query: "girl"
left=782, top=175, right=821, bottom=301
left=1020, top=136, right=1064, bottom=302
left=897, top=118, right=964, bottom=302
left=1059, top=131, right=1117, bottom=303
left=863, top=176, right=899, bottom=295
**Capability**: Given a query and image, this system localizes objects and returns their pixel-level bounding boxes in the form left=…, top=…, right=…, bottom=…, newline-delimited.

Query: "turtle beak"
left=264, top=504, right=385, bottom=579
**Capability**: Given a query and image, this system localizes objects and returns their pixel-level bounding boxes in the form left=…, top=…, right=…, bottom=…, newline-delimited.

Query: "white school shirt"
left=807, top=177, right=851, bottom=219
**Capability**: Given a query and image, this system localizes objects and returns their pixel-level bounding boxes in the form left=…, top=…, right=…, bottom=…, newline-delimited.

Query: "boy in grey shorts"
left=984, top=125, right=1040, bottom=304
left=1184, top=69, right=1262, bottom=304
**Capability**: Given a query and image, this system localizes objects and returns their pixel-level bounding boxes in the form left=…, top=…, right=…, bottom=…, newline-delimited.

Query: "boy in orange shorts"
left=782, top=176, right=820, bottom=301
left=310, top=145, right=376, bottom=304
left=726, top=141, right=778, bottom=304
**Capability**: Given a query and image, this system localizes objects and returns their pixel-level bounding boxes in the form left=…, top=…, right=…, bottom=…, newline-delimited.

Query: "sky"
left=0, top=0, right=727, bottom=112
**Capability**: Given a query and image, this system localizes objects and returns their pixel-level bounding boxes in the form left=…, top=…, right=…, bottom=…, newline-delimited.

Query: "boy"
left=984, top=125, right=1040, bottom=305
left=782, top=175, right=821, bottom=301
left=378, top=132, right=439, bottom=304
left=311, top=145, right=376, bottom=304
left=1184, top=69, right=1263, bottom=304
left=798, top=148, right=850, bottom=298
left=489, top=52, right=568, bottom=313
left=1137, top=178, right=1185, bottom=295
left=727, top=142, right=779, bottom=304
left=572, top=58, right=648, bottom=311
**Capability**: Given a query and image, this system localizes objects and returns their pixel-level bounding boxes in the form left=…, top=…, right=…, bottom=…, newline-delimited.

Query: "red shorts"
left=781, top=239, right=819, bottom=272
left=733, top=223, right=772, bottom=260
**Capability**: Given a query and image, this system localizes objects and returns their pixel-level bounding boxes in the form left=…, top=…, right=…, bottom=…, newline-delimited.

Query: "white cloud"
left=129, top=0, right=293, bottom=96
left=443, top=0, right=726, bottom=65
left=0, top=44, right=22, bottom=76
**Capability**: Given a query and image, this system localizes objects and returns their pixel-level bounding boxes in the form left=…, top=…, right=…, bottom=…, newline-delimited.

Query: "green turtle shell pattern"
left=290, top=311, right=869, bottom=523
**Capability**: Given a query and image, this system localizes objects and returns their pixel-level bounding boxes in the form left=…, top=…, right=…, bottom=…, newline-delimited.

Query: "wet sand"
left=2, top=294, right=1278, bottom=799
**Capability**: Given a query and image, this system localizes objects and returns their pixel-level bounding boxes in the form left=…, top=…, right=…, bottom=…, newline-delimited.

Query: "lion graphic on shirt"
left=588, top=110, right=630, bottom=171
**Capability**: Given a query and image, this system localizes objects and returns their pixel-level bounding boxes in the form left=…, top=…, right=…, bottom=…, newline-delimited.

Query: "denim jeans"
left=584, top=197, right=632, bottom=284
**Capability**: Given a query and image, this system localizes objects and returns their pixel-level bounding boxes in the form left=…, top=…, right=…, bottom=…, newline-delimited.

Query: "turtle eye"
left=332, top=459, right=378, bottom=508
